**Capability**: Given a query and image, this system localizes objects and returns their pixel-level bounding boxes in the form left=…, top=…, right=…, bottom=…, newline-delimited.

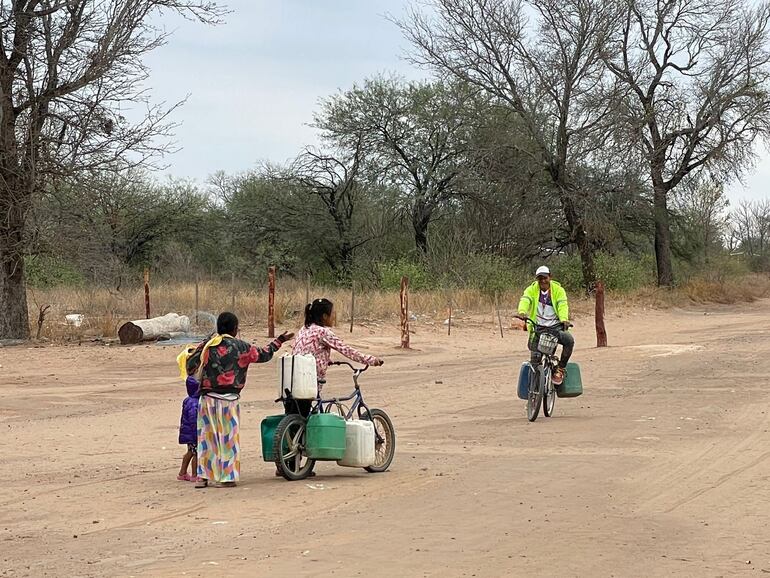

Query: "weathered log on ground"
left=118, top=313, right=191, bottom=345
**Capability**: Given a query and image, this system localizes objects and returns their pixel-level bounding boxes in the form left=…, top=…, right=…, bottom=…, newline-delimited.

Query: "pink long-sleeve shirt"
left=291, top=324, right=377, bottom=385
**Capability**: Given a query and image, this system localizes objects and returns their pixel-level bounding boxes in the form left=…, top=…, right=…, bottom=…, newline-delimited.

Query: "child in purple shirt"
left=177, top=376, right=199, bottom=481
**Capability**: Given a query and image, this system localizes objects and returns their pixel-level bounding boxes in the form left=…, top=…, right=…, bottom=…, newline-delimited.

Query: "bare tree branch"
left=0, top=0, right=225, bottom=339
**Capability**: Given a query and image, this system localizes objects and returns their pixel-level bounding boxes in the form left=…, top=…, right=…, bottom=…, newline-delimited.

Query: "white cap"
left=535, top=265, right=550, bottom=277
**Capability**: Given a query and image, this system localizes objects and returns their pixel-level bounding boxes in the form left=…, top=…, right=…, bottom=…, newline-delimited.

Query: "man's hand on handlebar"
left=513, top=313, right=528, bottom=330
left=372, top=358, right=384, bottom=367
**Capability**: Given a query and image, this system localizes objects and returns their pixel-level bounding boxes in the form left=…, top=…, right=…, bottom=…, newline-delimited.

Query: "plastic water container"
left=277, top=354, right=318, bottom=400
left=557, top=362, right=583, bottom=398
left=260, top=415, right=285, bottom=462
left=517, top=362, right=532, bottom=400
left=65, top=313, right=84, bottom=327
left=337, top=420, right=375, bottom=468
left=306, top=413, right=346, bottom=461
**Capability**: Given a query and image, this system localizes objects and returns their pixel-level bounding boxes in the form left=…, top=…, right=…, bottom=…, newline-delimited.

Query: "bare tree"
left=730, top=198, right=770, bottom=255
left=604, top=0, right=770, bottom=286
left=728, top=198, right=770, bottom=260
left=670, top=174, right=729, bottom=263
left=731, top=199, right=756, bottom=255
left=750, top=199, right=770, bottom=255
left=0, top=0, right=224, bottom=339
left=316, top=77, right=474, bottom=254
left=276, top=140, right=373, bottom=279
left=397, top=0, right=625, bottom=289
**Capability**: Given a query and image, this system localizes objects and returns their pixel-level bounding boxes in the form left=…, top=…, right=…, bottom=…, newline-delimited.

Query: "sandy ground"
left=1, top=302, right=770, bottom=578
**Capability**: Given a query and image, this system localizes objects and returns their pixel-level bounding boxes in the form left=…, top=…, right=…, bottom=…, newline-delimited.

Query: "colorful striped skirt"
left=197, top=395, right=240, bottom=483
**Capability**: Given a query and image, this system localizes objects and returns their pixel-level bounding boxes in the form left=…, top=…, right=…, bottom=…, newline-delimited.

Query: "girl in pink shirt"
left=288, top=298, right=384, bottom=417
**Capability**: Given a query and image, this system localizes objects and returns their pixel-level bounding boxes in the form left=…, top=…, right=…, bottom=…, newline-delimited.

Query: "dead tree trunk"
left=119, top=313, right=191, bottom=345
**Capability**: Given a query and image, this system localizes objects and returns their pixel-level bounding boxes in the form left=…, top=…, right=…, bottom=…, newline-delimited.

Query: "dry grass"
left=680, top=274, right=770, bottom=304
left=25, top=273, right=770, bottom=341
left=27, top=280, right=518, bottom=341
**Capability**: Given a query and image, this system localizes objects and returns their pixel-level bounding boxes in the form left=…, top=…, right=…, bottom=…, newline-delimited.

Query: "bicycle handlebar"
left=516, top=316, right=573, bottom=331
left=330, top=361, right=369, bottom=374
left=329, top=361, right=369, bottom=390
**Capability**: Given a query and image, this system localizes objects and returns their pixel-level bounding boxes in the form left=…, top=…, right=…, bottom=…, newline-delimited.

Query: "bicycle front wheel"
left=543, top=365, right=556, bottom=417
left=361, top=408, right=396, bottom=473
left=527, top=367, right=542, bottom=422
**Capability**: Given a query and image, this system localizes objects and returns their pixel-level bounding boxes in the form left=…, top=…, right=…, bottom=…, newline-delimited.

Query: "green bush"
left=472, top=255, right=525, bottom=296
left=548, top=252, right=655, bottom=293
left=747, top=254, right=770, bottom=274
left=676, top=254, right=752, bottom=283
left=378, top=258, right=432, bottom=291
left=549, top=254, right=584, bottom=292
left=25, top=255, right=84, bottom=288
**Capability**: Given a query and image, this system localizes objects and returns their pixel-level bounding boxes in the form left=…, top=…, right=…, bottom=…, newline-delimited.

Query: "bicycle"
left=516, top=317, right=573, bottom=422
left=273, top=362, right=396, bottom=481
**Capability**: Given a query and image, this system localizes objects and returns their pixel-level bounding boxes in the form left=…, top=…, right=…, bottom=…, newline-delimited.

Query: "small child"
left=177, top=375, right=199, bottom=482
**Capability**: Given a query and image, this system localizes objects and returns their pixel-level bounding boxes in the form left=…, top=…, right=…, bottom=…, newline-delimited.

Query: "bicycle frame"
left=309, top=362, right=384, bottom=444
left=314, top=385, right=370, bottom=421
left=521, top=318, right=563, bottom=373
left=519, top=317, right=564, bottom=421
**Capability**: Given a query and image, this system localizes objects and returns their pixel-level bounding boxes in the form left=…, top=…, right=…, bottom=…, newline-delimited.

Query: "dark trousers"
left=529, top=329, right=574, bottom=368
left=283, top=398, right=312, bottom=418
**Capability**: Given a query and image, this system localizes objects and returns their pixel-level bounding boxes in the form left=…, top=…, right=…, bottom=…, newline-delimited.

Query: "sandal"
left=177, top=474, right=191, bottom=482
left=217, top=481, right=237, bottom=488
left=194, top=478, right=208, bottom=489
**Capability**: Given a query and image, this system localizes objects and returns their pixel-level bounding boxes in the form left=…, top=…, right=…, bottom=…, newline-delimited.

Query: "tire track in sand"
left=635, top=404, right=770, bottom=514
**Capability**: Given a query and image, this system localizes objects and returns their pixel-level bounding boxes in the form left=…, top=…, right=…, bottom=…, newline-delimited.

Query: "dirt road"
left=2, top=302, right=769, bottom=577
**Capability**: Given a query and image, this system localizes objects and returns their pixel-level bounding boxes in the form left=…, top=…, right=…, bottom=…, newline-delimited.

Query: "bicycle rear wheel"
left=543, top=365, right=556, bottom=417
left=274, top=414, right=316, bottom=481
left=527, top=366, right=542, bottom=422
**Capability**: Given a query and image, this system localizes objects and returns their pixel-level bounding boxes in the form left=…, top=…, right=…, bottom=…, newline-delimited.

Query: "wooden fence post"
left=230, top=272, right=236, bottom=312
left=143, top=268, right=150, bottom=319
left=495, top=291, right=504, bottom=338
left=400, top=276, right=410, bottom=349
left=268, top=266, right=276, bottom=338
left=447, top=298, right=452, bottom=336
left=349, top=282, right=355, bottom=333
left=595, top=280, right=608, bottom=347
left=194, top=274, right=199, bottom=326
left=305, top=272, right=311, bottom=306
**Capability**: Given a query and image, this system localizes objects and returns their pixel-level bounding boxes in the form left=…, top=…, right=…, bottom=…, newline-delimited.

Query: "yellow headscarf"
left=177, top=334, right=235, bottom=381
left=176, top=345, right=198, bottom=379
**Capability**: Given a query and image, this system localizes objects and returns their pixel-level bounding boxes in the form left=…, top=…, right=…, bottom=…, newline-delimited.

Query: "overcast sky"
left=143, top=0, right=768, bottom=203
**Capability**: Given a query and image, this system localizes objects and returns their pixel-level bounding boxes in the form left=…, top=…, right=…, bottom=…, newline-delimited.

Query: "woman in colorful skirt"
left=186, top=311, right=292, bottom=488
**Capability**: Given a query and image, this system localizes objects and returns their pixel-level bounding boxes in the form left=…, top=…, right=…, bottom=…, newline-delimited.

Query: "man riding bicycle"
left=514, top=266, right=574, bottom=385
